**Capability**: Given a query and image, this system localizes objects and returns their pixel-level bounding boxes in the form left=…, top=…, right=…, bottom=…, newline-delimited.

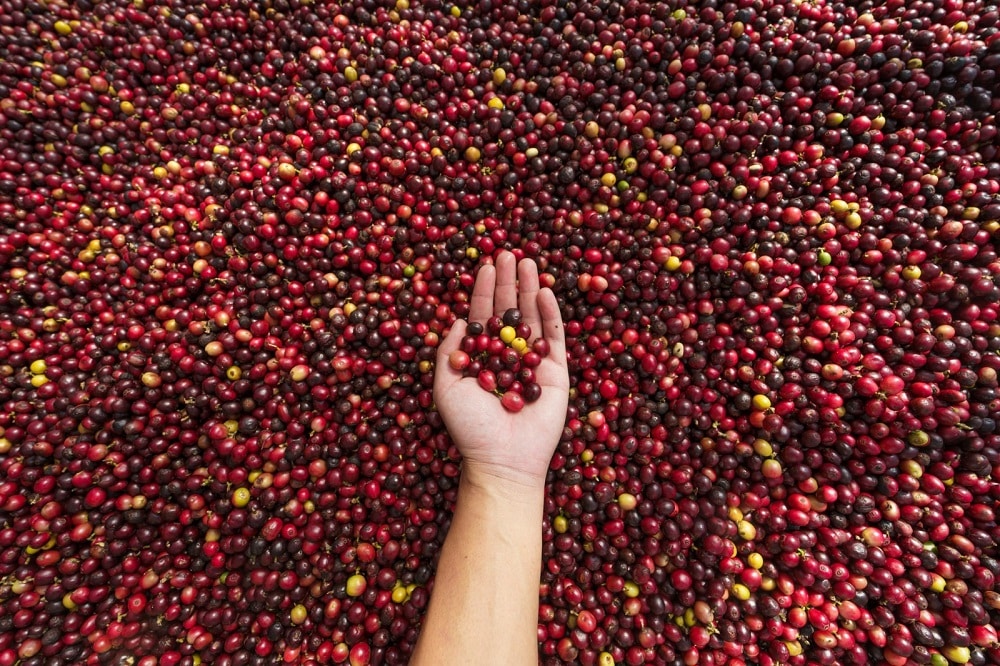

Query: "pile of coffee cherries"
left=0, top=0, right=998, bottom=664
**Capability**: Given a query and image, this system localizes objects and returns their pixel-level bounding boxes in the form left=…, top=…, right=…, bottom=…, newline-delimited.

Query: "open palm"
left=434, top=252, right=570, bottom=490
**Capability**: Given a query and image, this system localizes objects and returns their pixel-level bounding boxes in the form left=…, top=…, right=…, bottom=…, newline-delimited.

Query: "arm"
left=410, top=252, right=569, bottom=666
left=409, top=469, right=546, bottom=665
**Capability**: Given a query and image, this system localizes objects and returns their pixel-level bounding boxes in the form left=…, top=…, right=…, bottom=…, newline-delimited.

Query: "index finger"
left=516, top=259, right=542, bottom=343
left=468, top=263, right=496, bottom=324
left=493, top=251, right=518, bottom=317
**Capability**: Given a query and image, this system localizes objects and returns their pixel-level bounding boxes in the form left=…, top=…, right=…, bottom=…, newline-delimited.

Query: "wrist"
left=459, top=460, right=547, bottom=507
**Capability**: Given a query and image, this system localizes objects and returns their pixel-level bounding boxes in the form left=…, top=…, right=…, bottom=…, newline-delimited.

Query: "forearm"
left=410, top=468, right=544, bottom=666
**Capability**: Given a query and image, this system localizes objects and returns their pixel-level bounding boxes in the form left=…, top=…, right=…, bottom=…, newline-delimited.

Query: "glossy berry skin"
left=500, top=391, right=525, bottom=413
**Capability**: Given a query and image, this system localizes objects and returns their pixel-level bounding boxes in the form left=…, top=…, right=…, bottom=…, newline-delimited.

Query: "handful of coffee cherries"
left=447, top=308, right=550, bottom=412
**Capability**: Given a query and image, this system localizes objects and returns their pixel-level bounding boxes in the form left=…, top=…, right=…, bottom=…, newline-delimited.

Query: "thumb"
left=434, top=319, right=468, bottom=396
left=436, top=319, right=467, bottom=364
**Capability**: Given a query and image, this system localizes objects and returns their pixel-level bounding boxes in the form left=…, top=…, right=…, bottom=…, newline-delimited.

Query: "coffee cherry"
left=455, top=310, right=547, bottom=410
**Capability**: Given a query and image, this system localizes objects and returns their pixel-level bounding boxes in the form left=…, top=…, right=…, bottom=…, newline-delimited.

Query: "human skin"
left=410, top=251, right=570, bottom=666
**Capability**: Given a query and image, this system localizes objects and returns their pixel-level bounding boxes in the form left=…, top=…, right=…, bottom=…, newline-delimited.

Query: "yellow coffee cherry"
left=231, top=487, right=251, bottom=508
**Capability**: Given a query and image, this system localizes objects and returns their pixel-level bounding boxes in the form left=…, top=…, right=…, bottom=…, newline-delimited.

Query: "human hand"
left=434, top=252, right=569, bottom=492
